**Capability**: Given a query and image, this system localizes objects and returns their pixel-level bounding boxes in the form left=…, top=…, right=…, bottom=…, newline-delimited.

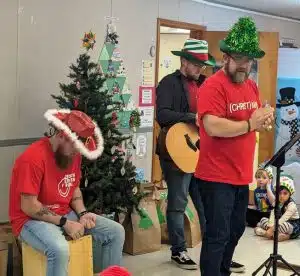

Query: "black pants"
left=195, top=179, right=249, bottom=276
left=246, top=208, right=270, bottom=228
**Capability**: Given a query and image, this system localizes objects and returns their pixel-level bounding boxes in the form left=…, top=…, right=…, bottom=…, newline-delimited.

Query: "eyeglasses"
left=227, top=53, right=255, bottom=64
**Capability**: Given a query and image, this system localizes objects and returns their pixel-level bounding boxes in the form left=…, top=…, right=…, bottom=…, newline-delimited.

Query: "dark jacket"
left=155, top=70, right=206, bottom=160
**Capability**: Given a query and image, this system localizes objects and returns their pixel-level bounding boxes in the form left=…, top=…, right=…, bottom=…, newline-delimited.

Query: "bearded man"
left=193, top=17, right=274, bottom=276
left=9, top=109, right=125, bottom=276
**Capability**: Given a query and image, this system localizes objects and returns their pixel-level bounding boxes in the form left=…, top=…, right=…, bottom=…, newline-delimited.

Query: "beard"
left=186, top=73, right=199, bottom=81
left=224, top=63, right=249, bottom=84
left=54, top=146, right=73, bottom=169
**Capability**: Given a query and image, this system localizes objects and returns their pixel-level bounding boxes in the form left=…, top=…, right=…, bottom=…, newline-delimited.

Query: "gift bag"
left=155, top=189, right=169, bottom=243
left=123, top=197, right=161, bottom=255
left=184, top=196, right=202, bottom=248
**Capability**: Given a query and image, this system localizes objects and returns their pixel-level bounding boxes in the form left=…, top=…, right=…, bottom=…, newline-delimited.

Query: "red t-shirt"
left=9, top=137, right=82, bottom=236
left=195, top=70, right=261, bottom=185
left=187, top=80, right=198, bottom=113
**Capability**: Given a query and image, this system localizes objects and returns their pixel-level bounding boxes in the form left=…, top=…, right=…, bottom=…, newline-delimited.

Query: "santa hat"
left=100, top=266, right=131, bottom=276
left=44, top=109, right=104, bottom=160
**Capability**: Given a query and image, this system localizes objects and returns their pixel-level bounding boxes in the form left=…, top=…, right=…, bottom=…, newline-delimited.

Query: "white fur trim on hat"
left=44, top=109, right=104, bottom=160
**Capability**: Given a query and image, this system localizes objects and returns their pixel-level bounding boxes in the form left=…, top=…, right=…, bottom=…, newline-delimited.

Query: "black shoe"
left=230, top=261, right=245, bottom=273
left=171, top=251, right=198, bottom=270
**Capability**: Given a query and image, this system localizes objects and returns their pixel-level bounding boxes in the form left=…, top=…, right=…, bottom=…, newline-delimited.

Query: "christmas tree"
left=52, top=30, right=143, bottom=217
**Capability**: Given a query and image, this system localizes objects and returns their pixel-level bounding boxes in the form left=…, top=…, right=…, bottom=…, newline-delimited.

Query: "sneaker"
left=171, top=251, right=198, bottom=270
left=255, top=227, right=267, bottom=237
left=230, top=261, right=245, bottom=273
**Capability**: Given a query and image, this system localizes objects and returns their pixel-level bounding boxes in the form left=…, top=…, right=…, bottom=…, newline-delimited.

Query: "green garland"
left=224, top=17, right=260, bottom=56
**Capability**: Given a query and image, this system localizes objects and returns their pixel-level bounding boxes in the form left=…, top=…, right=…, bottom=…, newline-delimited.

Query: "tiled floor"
left=123, top=227, right=300, bottom=275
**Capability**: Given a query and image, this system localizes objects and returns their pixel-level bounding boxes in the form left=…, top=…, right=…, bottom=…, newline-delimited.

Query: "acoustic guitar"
left=165, top=122, right=200, bottom=173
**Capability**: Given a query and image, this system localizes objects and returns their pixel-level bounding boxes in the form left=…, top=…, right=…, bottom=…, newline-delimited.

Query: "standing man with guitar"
left=194, top=17, right=274, bottom=276
left=156, top=38, right=215, bottom=270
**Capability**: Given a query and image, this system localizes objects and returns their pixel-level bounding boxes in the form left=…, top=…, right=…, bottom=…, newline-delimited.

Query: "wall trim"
left=192, top=0, right=300, bottom=23
left=0, top=128, right=153, bottom=148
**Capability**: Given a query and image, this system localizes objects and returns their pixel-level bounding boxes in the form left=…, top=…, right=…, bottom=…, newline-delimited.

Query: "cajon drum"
left=22, top=235, right=93, bottom=276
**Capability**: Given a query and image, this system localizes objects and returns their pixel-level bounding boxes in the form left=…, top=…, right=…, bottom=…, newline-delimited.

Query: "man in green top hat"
left=156, top=38, right=215, bottom=270
left=193, top=17, right=275, bottom=276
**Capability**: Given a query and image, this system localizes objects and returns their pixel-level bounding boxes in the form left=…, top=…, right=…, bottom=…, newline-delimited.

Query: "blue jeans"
left=20, top=211, right=125, bottom=276
left=196, top=179, right=248, bottom=276
left=160, top=159, right=205, bottom=254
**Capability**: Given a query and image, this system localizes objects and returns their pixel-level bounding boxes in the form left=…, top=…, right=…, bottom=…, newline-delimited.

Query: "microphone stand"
left=252, top=133, right=300, bottom=276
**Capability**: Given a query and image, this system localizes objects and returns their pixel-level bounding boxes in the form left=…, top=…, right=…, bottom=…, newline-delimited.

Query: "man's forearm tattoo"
left=35, top=206, right=57, bottom=217
left=71, top=196, right=83, bottom=202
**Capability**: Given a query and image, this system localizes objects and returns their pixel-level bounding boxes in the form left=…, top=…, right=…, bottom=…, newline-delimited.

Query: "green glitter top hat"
left=219, top=17, right=265, bottom=59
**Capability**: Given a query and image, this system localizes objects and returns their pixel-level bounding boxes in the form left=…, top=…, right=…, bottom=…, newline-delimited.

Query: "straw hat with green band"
left=172, top=39, right=216, bottom=67
left=219, top=17, right=265, bottom=59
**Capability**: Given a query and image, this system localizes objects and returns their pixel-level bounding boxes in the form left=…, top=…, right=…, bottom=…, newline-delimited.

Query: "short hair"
left=255, top=169, right=268, bottom=179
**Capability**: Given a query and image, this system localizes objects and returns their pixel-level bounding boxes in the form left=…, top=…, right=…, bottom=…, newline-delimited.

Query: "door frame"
left=151, top=18, right=206, bottom=183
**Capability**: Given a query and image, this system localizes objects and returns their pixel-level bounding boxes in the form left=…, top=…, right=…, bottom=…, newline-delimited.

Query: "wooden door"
left=257, top=32, right=279, bottom=163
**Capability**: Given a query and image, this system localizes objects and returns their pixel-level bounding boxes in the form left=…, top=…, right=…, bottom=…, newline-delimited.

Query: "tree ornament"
left=111, top=112, right=118, bottom=126
left=126, top=149, right=133, bottom=161
left=105, top=22, right=119, bottom=44
left=73, top=98, right=79, bottom=108
left=120, top=166, right=126, bottom=176
left=132, top=186, right=138, bottom=195
left=111, top=145, right=116, bottom=154
left=107, top=129, right=112, bottom=138
left=82, top=31, right=96, bottom=50
left=84, top=178, right=88, bottom=187
left=76, top=81, right=81, bottom=90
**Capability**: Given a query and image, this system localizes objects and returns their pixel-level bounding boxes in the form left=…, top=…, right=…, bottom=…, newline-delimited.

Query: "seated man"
left=9, top=109, right=125, bottom=276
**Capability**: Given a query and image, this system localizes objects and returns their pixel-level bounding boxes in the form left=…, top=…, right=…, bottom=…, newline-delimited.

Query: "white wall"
left=1, top=0, right=300, bottom=222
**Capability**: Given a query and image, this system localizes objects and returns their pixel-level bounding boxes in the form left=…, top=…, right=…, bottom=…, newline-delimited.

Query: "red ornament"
left=112, top=112, right=117, bottom=119
left=111, top=112, right=118, bottom=126
left=73, top=99, right=79, bottom=108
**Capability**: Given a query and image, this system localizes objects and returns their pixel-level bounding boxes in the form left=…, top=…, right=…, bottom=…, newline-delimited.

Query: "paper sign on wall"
left=135, top=168, right=145, bottom=182
left=142, top=60, right=154, bottom=87
left=138, top=107, right=154, bottom=128
left=139, top=86, right=155, bottom=106
left=136, top=134, right=147, bottom=157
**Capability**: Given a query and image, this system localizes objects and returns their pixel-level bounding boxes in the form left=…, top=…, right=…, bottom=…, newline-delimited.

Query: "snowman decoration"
left=276, top=87, right=300, bottom=162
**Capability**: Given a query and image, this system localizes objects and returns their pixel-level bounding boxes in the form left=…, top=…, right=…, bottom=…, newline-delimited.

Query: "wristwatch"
left=58, top=216, right=67, bottom=227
